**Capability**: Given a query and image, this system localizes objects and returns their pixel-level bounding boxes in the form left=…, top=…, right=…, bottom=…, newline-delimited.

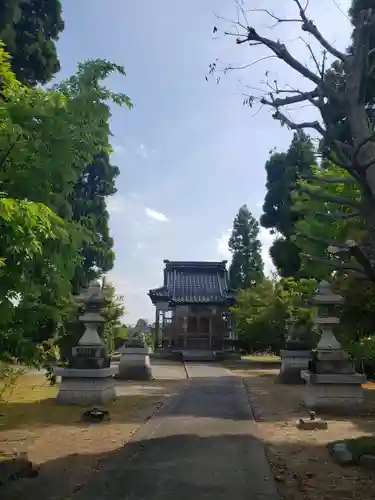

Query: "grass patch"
left=243, top=354, right=280, bottom=361
left=0, top=373, right=166, bottom=430
left=330, top=436, right=375, bottom=461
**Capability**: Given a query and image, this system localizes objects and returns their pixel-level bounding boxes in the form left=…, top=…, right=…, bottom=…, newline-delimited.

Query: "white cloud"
left=216, top=227, right=275, bottom=277
left=216, top=230, right=231, bottom=260
left=112, top=144, right=125, bottom=155
left=107, top=195, right=127, bottom=215
left=144, top=207, right=169, bottom=222
left=259, top=227, right=276, bottom=277
left=136, top=144, right=149, bottom=160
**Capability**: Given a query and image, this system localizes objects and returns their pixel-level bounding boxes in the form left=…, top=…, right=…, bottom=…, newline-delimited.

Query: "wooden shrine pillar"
left=154, top=307, right=160, bottom=349
left=183, top=316, right=188, bottom=349
left=209, top=315, right=212, bottom=349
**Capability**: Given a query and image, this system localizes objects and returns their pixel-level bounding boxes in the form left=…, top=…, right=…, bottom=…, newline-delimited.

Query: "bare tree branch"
left=223, top=55, right=277, bottom=72
left=302, top=252, right=366, bottom=274
left=298, top=184, right=361, bottom=209
left=353, top=131, right=375, bottom=164
left=321, top=152, right=351, bottom=170
left=272, top=110, right=325, bottom=135
left=236, top=28, right=321, bottom=85
left=362, top=157, right=375, bottom=169
left=246, top=8, right=302, bottom=28
left=299, top=37, right=323, bottom=77
left=300, top=174, right=357, bottom=184
left=260, top=88, right=319, bottom=108
left=312, top=211, right=361, bottom=220
left=301, top=233, right=340, bottom=247
left=293, top=0, right=346, bottom=61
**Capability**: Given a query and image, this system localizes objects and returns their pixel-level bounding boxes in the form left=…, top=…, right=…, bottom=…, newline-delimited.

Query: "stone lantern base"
left=116, top=346, right=153, bottom=381
left=301, top=370, right=366, bottom=409
left=55, top=367, right=117, bottom=405
left=300, top=348, right=366, bottom=409
left=278, top=349, right=311, bottom=384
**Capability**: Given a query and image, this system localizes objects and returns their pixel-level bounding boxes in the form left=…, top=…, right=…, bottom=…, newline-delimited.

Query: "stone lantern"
left=116, top=321, right=153, bottom=380
left=55, top=280, right=117, bottom=404
left=278, top=313, right=312, bottom=384
left=301, top=281, right=366, bottom=409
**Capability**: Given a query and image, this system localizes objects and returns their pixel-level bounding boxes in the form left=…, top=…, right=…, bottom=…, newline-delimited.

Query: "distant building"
left=148, top=260, right=236, bottom=351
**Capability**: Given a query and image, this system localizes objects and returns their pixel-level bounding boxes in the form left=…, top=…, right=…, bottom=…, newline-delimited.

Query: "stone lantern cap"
left=313, top=281, right=343, bottom=305
left=77, top=280, right=105, bottom=305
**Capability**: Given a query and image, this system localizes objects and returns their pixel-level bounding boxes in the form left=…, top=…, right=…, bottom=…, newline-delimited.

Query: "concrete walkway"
left=73, top=363, right=279, bottom=500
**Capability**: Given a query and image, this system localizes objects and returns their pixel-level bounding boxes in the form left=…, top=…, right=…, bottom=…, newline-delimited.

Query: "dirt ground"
left=0, top=362, right=187, bottom=500
left=229, top=364, right=375, bottom=500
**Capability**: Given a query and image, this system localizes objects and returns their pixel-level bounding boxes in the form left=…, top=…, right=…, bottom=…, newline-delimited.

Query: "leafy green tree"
left=0, top=1, right=121, bottom=337
left=70, top=152, right=120, bottom=292
left=0, top=44, right=132, bottom=365
left=102, top=282, right=125, bottom=352
left=231, top=277, right=316, bottom=354
left=261, top=131, right=316, bottom=277
left=228, top=205, right=264, bottom=289
left=113, top=325, right=129, bottom=350
left=290, top=158, right=375, bottom=374
left=293, top=161, right=363, bottom=278
left=0, top=0, right=64, bottom=85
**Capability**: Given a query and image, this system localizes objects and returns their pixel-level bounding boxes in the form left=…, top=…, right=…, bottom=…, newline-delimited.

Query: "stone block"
left=55, top=367, right=116, bottom=378
left=117, top=352, right=153, bottom=380
left=278, top=350, right=311, bottom=384
left=301, top=370, right=364, bottom=409
left=315, top=349, right=349, bottom=361
left=331, top=442, right=353, bottom=465
left=297, top=417, right=328, bottom=430
left=55, top=368, right=116, bottom=405
left=359, top=454, right=375, bottom=470
left=118, top=345, right=152, bottom=355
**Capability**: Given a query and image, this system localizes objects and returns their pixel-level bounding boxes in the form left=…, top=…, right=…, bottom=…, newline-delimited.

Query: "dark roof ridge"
left=149, top=259, right=235, bottom=305
left=163, top=260, right=228, bottom=268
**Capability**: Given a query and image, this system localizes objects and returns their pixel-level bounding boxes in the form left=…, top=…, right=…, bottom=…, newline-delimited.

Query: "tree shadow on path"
left=2, top=432, right=375, bottom=500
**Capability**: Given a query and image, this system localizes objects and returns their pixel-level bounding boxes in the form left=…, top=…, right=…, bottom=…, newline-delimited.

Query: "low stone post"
left=117, top=337, right=153, bottom=380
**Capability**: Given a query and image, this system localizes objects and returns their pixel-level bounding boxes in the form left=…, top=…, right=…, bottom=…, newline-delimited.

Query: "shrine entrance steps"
left=180, top=349, right=217, bottom=361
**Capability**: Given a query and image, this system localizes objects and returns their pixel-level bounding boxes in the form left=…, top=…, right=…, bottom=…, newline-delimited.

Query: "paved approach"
left=73, top=363, right=279, bottom=500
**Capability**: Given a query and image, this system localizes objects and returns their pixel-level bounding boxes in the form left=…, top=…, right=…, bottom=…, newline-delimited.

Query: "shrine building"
left=148, top=260, right=236, bottom=352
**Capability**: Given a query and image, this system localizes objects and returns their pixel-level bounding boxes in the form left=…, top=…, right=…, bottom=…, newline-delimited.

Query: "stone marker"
left=279, top=317, right=311, bottom=384
left=55, top=280, right=116, bottom=404
left=297, top=410, right=328, bottom=430
left=117, top=337, right=153, bottom=380
left=331, top=442, right=353, bottom=465
left=301, top=281, right=366, bottom=410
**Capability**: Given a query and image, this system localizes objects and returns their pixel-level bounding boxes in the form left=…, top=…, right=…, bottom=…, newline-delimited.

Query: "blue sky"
left=56, top=0, right=351, bottom=324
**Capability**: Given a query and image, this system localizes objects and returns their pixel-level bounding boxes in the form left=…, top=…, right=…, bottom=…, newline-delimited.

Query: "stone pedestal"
left=301, top=281, right=366, bottom=410
left=301, top=370, right=365, bottom=409
left=278, top=349, right=311, bottom=384
left=117, top=345, right=153, bottom=380
left=301, top=347, right=366, bottom=409
left=55, top=280, right=116, bottom=405
left=55, top=366, right=117, bottom=404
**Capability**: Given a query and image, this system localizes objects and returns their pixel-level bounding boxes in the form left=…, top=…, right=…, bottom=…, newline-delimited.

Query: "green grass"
left=0, top=374, right=163, bottom=430
left=330, top=436, right=375, bottom=461
left=243, top=354, right=280, bottom=361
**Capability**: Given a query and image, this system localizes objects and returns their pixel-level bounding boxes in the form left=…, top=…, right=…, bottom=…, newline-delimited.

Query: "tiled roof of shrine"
left=148, top=260, right=236, bottom=305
